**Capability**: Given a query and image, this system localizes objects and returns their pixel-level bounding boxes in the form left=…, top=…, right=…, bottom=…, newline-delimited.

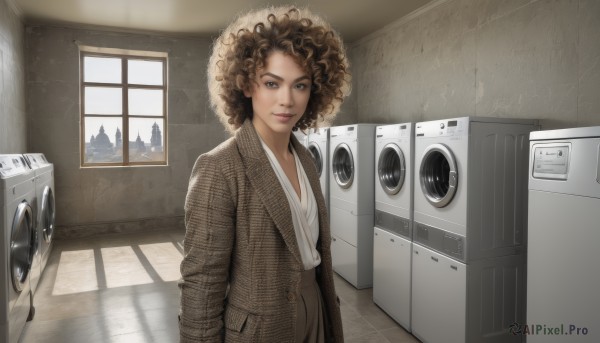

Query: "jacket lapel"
left=290, top=133, right=330, bottom=250
left=235, top=120, right=303, bottom=265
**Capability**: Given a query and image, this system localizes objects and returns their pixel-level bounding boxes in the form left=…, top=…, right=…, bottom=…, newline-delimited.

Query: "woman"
left=179, top=6, right=351, bottom=343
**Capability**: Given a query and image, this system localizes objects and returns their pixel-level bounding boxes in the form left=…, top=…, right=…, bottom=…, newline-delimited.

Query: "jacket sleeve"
left=179, top=153, right=235, bottom=342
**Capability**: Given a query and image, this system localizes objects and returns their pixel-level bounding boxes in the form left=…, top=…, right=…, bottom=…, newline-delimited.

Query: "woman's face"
left=245, top=51, right=311, bottom=138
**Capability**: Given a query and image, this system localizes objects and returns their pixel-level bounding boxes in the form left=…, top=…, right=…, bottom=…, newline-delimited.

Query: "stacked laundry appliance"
left=22, top=154, right=55, bottom=286
left=527, top=127, right=600, bottom=343
left=373, top=123, right=414, bottom=330
left=329, top=124, right=376, bottom=289
left=307, top=127, right=330, bottom=212
left=1, top=154, right=36, bottom=343
left=411, top=117, right=538, bottom=343
left=292, top=130, right=309, bottom=148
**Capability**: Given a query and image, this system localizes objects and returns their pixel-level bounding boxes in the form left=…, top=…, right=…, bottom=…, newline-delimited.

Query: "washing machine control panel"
left=0, top=155, right=29, bottom=178
left=376, top=123, right=412, bottom=139
left=531, top=143, right=571, bottom=180
left=414, top=222, right=465, bottom=262
left=416, top=117, right=468, bottom=138
left=330, top=125, right=357, bottom=139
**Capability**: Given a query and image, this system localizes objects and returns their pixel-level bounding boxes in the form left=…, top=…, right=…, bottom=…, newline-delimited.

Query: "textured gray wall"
left=25, top=26, right=228, bottom=236
left=21, top=0, right=600, bottom=237
left=347, top=0, right=600, bottom=129
left=0, top=0, right=26, bottom=153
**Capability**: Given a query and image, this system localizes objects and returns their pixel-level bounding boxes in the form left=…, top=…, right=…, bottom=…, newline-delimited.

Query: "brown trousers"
left=295, top=268, right=326, bottom=343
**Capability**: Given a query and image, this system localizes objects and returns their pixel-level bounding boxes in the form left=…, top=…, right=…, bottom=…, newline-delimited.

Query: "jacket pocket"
left=224, top=305, right=250, bottom=332
left=224, top=305, right=260, bottom=342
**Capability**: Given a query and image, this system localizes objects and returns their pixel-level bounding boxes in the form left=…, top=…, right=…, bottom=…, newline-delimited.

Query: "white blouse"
left=260, top=140, right=321, bottom=270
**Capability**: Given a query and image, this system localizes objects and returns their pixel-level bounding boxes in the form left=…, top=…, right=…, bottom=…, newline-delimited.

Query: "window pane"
left=128, top=59, right=163, bottom=85
left=83, top=117, right=123, bottom=163
left=128, top=118, right=165, bottom=163
left=84, top=87, right=122, bottom=115
left=128, top=89, right=163, bottom=116
left=84, top=57, right=121, bottom=83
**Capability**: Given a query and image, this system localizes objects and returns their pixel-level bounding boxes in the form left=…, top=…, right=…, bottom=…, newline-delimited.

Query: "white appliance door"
left=377, top=143, right=406, bottom=195
left=308, top=142, right=323, bottom=178
left=332, top=143, right=354, bottom=189
left=412, top=244, right=466, bottom=343
left=373, top=227, right=411, bottom=330
left=418, top=143, right=458, bottom=208
left=527, top=190, right=600, bottom=343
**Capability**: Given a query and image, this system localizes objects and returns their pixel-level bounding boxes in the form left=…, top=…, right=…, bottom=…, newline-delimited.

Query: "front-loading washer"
left=0, top=154, right=36, bottom=343
left=527, top=126, right=600, bottom=343
left=307, top=127, right=329, bottom=212
left=373, top=123, right=414, bottom=330
left=329, top=123, right=376, bottom=289
left=411, top=117, right=538, bottom=343
left=23, top=153, right=55, bottom=278
left=292, top=130, right=309, bottom=148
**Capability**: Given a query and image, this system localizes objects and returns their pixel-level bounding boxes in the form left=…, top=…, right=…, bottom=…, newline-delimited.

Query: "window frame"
left=79, top=47, right=168, bottom=167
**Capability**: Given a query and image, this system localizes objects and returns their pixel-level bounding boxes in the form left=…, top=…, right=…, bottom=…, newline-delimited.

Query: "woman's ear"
left=243, top=86, right=252, bottom=98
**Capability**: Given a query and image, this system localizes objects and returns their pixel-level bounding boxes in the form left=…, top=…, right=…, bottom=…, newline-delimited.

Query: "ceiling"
left=10, top=0, right=433, bottom=42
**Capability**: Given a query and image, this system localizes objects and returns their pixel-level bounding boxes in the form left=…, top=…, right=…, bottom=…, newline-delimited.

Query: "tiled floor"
left=19, top=229, right=420, bottom=343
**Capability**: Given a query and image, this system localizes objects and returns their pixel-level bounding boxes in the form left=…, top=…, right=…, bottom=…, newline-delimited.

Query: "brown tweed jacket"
left=179, top=119, right=344, bottom=342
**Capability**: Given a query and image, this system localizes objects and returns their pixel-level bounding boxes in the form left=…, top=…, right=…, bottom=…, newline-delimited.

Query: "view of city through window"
left=81, top=50, right=167, bottom=165
left=85, top=120, right=164, bottom=163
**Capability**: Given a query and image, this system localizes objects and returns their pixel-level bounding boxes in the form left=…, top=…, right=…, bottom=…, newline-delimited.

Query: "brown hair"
left=208, top=6, right=351, bottom=133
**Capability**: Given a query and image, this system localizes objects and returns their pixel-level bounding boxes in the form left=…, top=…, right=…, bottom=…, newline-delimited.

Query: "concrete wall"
left=22, top=0, right=600, bottom=237
left=0, top=0, right=26, bottom=153
left=25, top=26, right=227, bottom=237
left=348, top=0, right=600, bottom=129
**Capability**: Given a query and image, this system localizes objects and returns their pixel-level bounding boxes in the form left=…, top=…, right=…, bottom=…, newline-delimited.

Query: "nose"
left=279, top=87, right=294, bottom=107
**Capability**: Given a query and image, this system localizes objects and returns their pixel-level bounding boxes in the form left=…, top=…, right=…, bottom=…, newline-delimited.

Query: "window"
left=80, top=47, right=168, bottom=166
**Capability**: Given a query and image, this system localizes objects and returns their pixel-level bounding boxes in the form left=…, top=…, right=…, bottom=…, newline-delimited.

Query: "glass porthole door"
left=42, top=186, right=55, bottom=243
left=11, top=202, right=34, bottom=292
left=308, top=143, right=323, bottom=177
left=332, top=143, right=354, bottom=189
left=419, top=143, right=458, bottom=208
left=378, top=143, right=406, bottom=195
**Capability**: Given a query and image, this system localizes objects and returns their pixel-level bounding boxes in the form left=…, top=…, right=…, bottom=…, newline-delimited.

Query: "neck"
left=253, top=122, right=292, bottom=158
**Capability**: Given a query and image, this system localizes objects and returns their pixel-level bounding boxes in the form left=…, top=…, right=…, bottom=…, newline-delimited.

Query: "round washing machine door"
left=41, top=186, right=55, bottom=243
left=378, top=143, right=406, bottom=195
left=419, top=143, right=458, bottom=208
left=308, top=143, right=323, bottom=177
left=11, top=201, right=34, bottom=292
left=332, top=143, right=354, bottom=189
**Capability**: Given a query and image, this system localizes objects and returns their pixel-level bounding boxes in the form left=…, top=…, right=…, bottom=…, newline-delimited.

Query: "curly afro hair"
left=208, top=6, right=351, bottom=133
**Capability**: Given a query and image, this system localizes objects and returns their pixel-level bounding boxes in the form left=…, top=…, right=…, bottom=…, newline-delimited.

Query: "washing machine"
left=22, top=154, right=55, bottom=276
left=307, top=127, right=329, bottom=211
left=329, top=123, right=376, bottom=289
left=411, top=117, right=538, bottom=343
left=292, top=130, right=309, bottom=148
left=0, top=154, right=36, bottom=343
left=527, top=126, right=600, bottom=343
left=23, top=153, right=55, bottom=283
left=372, top=123, right=414, bottom=330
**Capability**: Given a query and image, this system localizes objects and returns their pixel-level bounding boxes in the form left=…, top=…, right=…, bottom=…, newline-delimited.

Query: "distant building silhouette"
left=151, top=122, right=161, bottom=147
left=135, top=132, right=146, bottom=152
left=91, top=125, right=113, bottom=153
left=150, top=122, right=163, bottom=152
left=115, top=127, right=122, bottom=148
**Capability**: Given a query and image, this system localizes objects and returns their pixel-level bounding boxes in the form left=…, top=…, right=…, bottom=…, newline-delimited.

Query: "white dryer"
left=307, top=127, right=329, bottom=211
left=292, top=130, right=309, bottom=148
left=527, top=127, right=600, bottom=343
left=373, top=123, right=414, bottom=330
left=23, top=153, right=55, bottom=281
left=0, top=154, right=36, bottom=343
left=411, top=117, right=538, bottom=343
left=329, top=123, right=376, bottom=289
